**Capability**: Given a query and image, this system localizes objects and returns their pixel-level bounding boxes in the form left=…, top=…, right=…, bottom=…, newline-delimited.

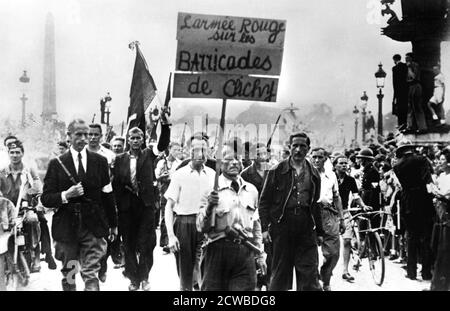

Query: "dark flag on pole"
left=150, top=72, right=172, bottom=142
left=127, top=41, right=158, bottom=143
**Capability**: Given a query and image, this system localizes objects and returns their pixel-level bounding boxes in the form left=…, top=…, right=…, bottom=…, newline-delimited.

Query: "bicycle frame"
left=347, top=208, right=387, bottom=286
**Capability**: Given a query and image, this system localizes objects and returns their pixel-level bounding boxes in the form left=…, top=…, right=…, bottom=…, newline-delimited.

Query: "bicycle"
left=4, top=213, right=31, bottom=290
left=346, top=208, right=391, bottom=286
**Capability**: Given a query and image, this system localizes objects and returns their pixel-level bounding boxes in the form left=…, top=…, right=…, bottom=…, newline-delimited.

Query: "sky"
left=0, top=0, right=449, bottom=127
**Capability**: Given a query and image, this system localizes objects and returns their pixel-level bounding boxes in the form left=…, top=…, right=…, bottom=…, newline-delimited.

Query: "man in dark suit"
left=112, top=118, right=170, bottom=291
left=41, top=119, right=118, bottom=291
left=392, top=54, right=409, bottom=128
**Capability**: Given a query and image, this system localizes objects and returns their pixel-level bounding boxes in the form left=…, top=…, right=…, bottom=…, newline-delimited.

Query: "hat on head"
left=395, top=140, right=417, bottom=157
left=356, top=148, right=374, bottom=160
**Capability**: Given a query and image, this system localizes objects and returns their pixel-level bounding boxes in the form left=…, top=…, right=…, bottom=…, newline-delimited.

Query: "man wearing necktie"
left=112, top=113, right=171, bottom=291
left=41, top=119, right=118, bottom=291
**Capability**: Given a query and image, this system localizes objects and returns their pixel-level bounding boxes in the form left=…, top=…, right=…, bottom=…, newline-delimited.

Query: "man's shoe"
left=128, top=282, right=139, bottom=291
left=422, top=273, right=432, bottom=281
left=162, top=246, right=170, bottom=255
left=141, top=280, right=151, bottom=291
left=342, top=273, right=355, bottom=282
left=30, top=262, right=41, bottom=273
left=405, top=274, right=417, bottom=280
left=389, top=254, right=399, bottom=261
left=323, top=285, right=331, bottom=291
left=99, top=272, right=107, bottom=283
left=84, top=280, right=100, bottom=291
left=46, top=254, right=57, bottom=270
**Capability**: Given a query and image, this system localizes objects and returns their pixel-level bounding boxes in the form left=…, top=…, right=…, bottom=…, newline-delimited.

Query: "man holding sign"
left=197, top=145, right=266, bottom=290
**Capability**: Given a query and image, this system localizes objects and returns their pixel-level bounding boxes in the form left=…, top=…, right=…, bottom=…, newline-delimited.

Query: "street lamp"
left=352, top=105, right=359, bottom=144
left=100, top=92, right=112, bottom=125
left=374, top=62, right=387, bottom=137
left=360, top=91, right=369, bottom=144
left=19, top=70, right=30, bottom=127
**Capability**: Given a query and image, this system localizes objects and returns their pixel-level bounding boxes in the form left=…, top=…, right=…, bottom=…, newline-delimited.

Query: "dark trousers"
left=431, top=223, right=450, bottom=290
left=320, top=209, right=340, bottom=286
left=257, top=241, right=272, bottom=289
left=37, top=211, right=52, bottom=256
left=405, top=219, right=433, bottom=278
left=159, top=197, right=168, bottom=247
left=407, top=83, right=427, bottom=131
left=201, top=239, right=256, bottom=291
left=396, top=96, right=408, bottom=127
left=173, top=214, right=203, bottom=291
left=55, top=223, right=107, bottom=291
left=119, top=195, right=156, bottom=285
left=269, top=212, right=322, bottom=291
left=99, top=236, right=123, bottom=276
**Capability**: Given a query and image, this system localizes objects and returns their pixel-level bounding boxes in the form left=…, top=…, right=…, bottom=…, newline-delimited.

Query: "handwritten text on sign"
left=177, top=12, right=286, bottom=49
left=173, top=73, right=278, bottom=102
left=176, top=42, right=283, bottom=75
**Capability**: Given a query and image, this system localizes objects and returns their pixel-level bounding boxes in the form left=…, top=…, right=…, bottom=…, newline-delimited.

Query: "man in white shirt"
left=164, top=133, right=215, bottom=291
left=311, top=147, right=344, bottom=291
left=87, top=123, right=121, bottom=282
left=427, top=65, right=446, bottom=125
left=155, top=142, right=182, bottom=253
left=87, top=123, right=115, bottom=167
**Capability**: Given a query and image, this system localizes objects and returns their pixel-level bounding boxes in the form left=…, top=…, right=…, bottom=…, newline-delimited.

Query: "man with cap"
left=393, top=140, right=435, bottom=280
left=356, top=148, right=381, bottom=213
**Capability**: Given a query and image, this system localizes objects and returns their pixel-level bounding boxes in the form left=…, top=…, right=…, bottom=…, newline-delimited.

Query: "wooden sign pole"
left=210, top=99, right=227, bottom=229
left=214, top=99, right=227, bottom=190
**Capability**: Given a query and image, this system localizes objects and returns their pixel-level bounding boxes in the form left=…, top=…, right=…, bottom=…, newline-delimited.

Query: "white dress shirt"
left=70, top=146, right=87, bottom=174
left=164, top=163, right=215, bottom=215
left=318, top=170, right=340, bottom=205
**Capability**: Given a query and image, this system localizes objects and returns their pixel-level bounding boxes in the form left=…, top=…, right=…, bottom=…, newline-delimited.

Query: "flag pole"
left=266, top=113, right=282, bottom=151
left=211, top=99, right=227, bottom=228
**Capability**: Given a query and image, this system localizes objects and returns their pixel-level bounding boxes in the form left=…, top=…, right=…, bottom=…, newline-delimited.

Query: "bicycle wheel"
left=366, top=232, right=385, bottom=286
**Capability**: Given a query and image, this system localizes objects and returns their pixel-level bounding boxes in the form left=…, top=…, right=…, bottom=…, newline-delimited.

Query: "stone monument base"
left=399, top=125, right=450, bottom=145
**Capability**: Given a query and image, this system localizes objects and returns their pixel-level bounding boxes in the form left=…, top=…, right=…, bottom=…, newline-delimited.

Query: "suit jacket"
left=113, top=124, right=170, bottom=212
left=41, top=150, right=117, bottom=242
left=259, top=158, right=323, bottom=237
left=112, top=148, right=157, bottom=211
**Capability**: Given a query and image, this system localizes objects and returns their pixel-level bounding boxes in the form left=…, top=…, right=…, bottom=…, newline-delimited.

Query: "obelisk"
left=42, top=12, right=57, bottom=122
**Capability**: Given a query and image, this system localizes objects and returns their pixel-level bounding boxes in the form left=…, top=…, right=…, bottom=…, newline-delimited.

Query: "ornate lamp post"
left=360, top=91, right=369, bottom=144
left=352, top=105, right=359, bottom=144
left=19, top=70, right=30, bottom=127
left=375, top=63, right=387, bottom=137
left=100, top=92, right=112, bottom=125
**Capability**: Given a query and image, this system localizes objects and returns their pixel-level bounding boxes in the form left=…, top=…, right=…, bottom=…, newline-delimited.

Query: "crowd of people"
left=0, top=109, right=449, bottom=291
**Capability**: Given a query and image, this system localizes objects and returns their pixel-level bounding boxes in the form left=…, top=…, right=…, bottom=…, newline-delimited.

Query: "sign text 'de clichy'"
left=173, top=73, right=278, bottom=102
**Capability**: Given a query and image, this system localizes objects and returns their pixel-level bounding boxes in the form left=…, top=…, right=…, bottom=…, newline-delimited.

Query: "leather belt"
left=286, top=206, right=309, bottom=215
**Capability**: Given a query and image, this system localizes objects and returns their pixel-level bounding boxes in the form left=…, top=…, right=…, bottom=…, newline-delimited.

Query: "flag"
left=127, top=43, right=158, bottom=142
left=150, top=72, right=172, bottom=142
left=164, top=72, right=172, bottom=109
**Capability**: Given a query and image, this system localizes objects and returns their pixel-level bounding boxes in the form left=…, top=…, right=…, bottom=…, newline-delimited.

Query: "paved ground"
left=13, top=214, right=431, bottom=291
